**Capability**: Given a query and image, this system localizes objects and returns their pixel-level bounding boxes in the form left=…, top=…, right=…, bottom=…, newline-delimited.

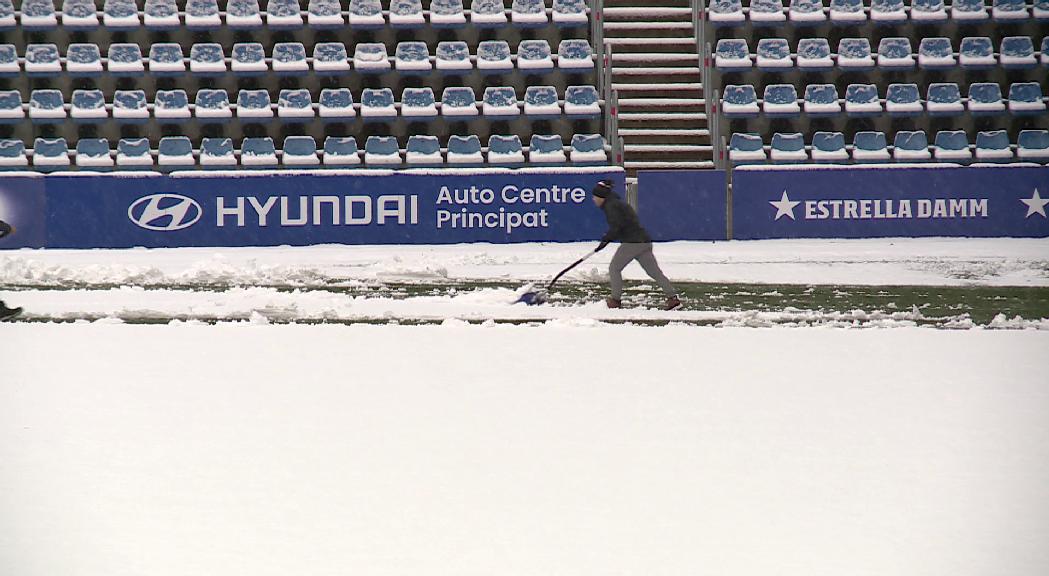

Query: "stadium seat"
left=144, top=0, right=180, bottom=28
left=364, top=136, right=402, bottom=166
left=715, top=39, right=751, bottom=71
left=517, top=40, right=554, bottom=71
left=1000, top=37, right=1037, bottom=70
left=968, top=83, right=1005, bottom=115
left=405, top=135, right=443, bottom=165
left=729, top=133, right=766, bottom=163
left=64, top=0, right=97, bottom=27
left=240, top=137, right=278, bottom=168
left=1008, top=83, right=1047, bottom=115
left=282, top=136, right=320, bottom=166
left=66, top=44, right=102, bottom=76
left=447, top=135, right=484, bottom=164
left=314, top=43, right=350, bottom=75
left=852, top=132, right=889, bottom=162
left=918, top=38, right=955, bottom=69
left=529, top=135, right=567, bottom=164
left=959, top=37, right=995, bottom=69
left=482, top=87, right=520, bottom=117
left=435, top=41, right=472, bottom=72
left=190, top=43, right=226, bottom=75
left=870, top=0, right=906, bottom=22
left=29, top=90, right=66, bottom=123
left=21, top=0, right=58, bottom=28
left=0, top=90, right=23, bottom=123
left=974, top=130, right=1013, bottom=162
left=401, top=87, right=438, bottom=119
left=829, top=0, right=866, bottom=23
left=770, top=132, right=807, bottom=163
left=564, top=85, right=600, bottom=117
left=478, top=41, right=514, bottom=73
left=810, top=132, right=848, bottom=162
left=992, top=0, right=1028, bottom=19
left=877, top=37, right=914, bottom=69
left=1016, top=130, right=1049, bottom=162
left=570, top=134, right=607, bottom=164
left=471, top=0, right=508, bottom=26
left=763, top=84, right=800, bottom=117
left=33, top=138, right=70, bottom=171
left=512, top=0, right=547, bottom=26
left=441, top=87, right=479, bottom=117
left=0, top=0, right=11, bottom=28
left=558, top=40, right=594, bottom=70
left=226, top=0, right=263, bottom=28
left=277, top=89, right=315, bottom=122
left=837, top=38, right=874, bottom=70
left=552, top=0, right=588, bottom=26
left=116, top=138, right=154, bottom=169
left=391, top=0, right=426, bottom=28
left=1035, top=0, right=1049, bottom=18
left=355, top=43, right=392, bottom=73
left=524, top=86, right=561, bottom=118
left=886, top=84, right=922, bottom=117
left=273, top=42, right=309, bottom=75
left=789, top=0, right=826, bottom=23
left=0, top=45, right=16, bottom=76
left=318, top=88, right=356, bottom=121
left=803, top=84, right=841, bottom=116
left=723, top=85, right=760, bottom=118
left=796, top=38, right=833, bottom=70
left=950, top=0, right=988, bottom=20
left=756, top=38, right=792, bottom=70
left=107, top=44, right=144, bottom=76
left=892, top=131, right=931, bottom=162
left=1042, top=38, right=1049, bottom=66
left=157, top=136, right=195, bottom=170
left=910, top=0, right=947, bottom=21
left=154, top=89, right=190, bottom=121
left=113, top=90, right=149, bottom=123
left=932, top=130, right=972, bottom=162
left=708, top=0, right=745, bottom=25
left=149, top=43, right=186, bottom=75
left=200, top=138, right=237, bottom=168
left=926, top=83, right=963, bottom=116
left=749, top=0, right=787, bottom=24
left=350, top=0, right=385, bottom=28
left=232, top=43, right=267, bottom=76
left=395, top=42, right=432, bottom=74
left=322, top=136, right=361, bottom=165
left=185, top=0, right=221, bottom=29
left=267, top=0, right=304, bottom=28
left=0, top=139, right=28, bottom=170
left=844, top=84, right=881, bottom=117
left=25, top=44, right=61, bottom=76
left=308, top=0, right=344, bottom=26
left=361, top=88, right=397, bottom=121
left=430, top=0, right=467, bottom=27
left=70, top=89, right=107, bottom=123
left=487, top=135, right=525, bottom=164
left=236, top=89, right=273, bottom=121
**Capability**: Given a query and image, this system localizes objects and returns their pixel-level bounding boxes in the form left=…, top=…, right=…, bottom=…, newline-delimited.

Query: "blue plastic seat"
left=1000, top=37, right=1036, bottom=69
left=0, top=90, right=22, bottom=123
left=405, top=135, right=443, bottom=165
left=21, top=0, right=58, bottom=29
left=558, top=39, right=594, bottom=70
left=803, top=84, right=840, bottom=116
left=749, top=0, right=787, bottom=24
left=390, top=0, right=425, bottom=28
left=25, top=44, right=61, bottom=76
left=788, top=0, right=826, bottom=23
left=487, top=135, right=524, bottom=164
left=189, top=43, right=226, bottom=75
left=933, top=130, right=972, bottom=162
left=226, top=0, right=263, bottom=28
left=1035, top=0, right=1049, bottom=18
left=810, top=131, right=847, bottom=162
left=157, top=136, right=194, bottom=170
left=482, top=87, right=520, bottom=117
left=112, top=90, right=148, bottom=123
left=1017, top=130, right=1049, bottom=162
left=570, top=134, right=607, bottom=164
left=33, top=138, right=70, bottom=171
left=282, top=136, right=320, bottom=166
left=968, top=83, right=1005, bottom=115
left=0, top=44, right=16, bottom=76
left=116, top=138, right=154, bottom=169
left=708, top=0, right=745, bottom=26
left=852, top=132, right=889, bottom=162
left=512, top=0, right=547, bottom=26
left=322, top=136, right=361, bottom=166
left=722, top=84, right=760, bottom=118
left=892, top=131, right=931, bottom=162
left=0, top=0, right=12, bottom=28
left=926, top=83, right=963, bottom=116
left=29, top=89, right=65, bottom=123
left=992, top=0, right=1028, bottom=19
left=272, top=42, right=309, bottom=75
left=144, top=0, right=179, bottom=28
left=447, top=135, right=484, bottom=164
left=886, top=84, right=922, bottom=117
left=755, top=38, right=792, bottom=70
left=267, top=0, right=304, bottom=28
left=517, top=40, right=554, bottom=72
left=910, top=0, right=947, bottom=21
left=471, top=0, right=508, bottom=27
left=478, top=40, right=514, bottom=73
left=715, top=39, right=751, bottom=71
left=195, top=89, right=231, bottom=122
left=844, top=84, right=881, bottom=117
left=312, top=42, right=350, bottom=75
left=63, top=0, right=99, bottom=27
left=70, top=89, right=106, bottom=123
left=552, top=0, right=588, bottom=26
left=354, top=43, right=391, bottom=73
left=0, top=139, right=27, bottom=169
left=796, top=38, right=832, bottom=70
left=318, top=88, right=356, bottom=121
left=877, top=37, right=913, bottom=69
left=729, top=133, right=766, bottom=164
left=107, top=43, right=144, bottom=76
left=236, top=89, right=273, bottom=121
left=278, top=89, right=315, bottom=122
left=870, top=0, right=906, bottom=22
left=148, top=43, right=185, bottom=75
left=959, top=37, right=995, bottom=69
left=770, top=133, right=807, bottom=163
left=154, top=89, right=190, bottom=122
left=364, top=136, right=402, bottom=166
left=430, top=0, right=467, bottom=27
left=918, top=38, right=954, bottom=69
left=231, top=43, right=267, bottom=76
left=524, top=86, right=561, bottom=118
left=66, top=43, right=102, bottom=76
left=974, top=130, right=1013, bottom=162
left=837, top=38, right=874, bottom=70
left=349, top=0, right=385, bottom=28
left=435, top=41, right=471, bottom=72
left=529, top=135, right=567, bottom=164
left=1008, top=83, right=1047, bottom=115
left=185, top=0, right=220, bottom=29
left=1042, top=38, right=1049, bottom=66
left=395, top=42, right=432, bottom=74
left=564, top=85, right=600, bottom=117
left=199, top=138, right=236, bottom=168
left=951, top=0, right=988, bottom=20
left=762, top=84, right=800, bottom=117
left=829, top=0, right=865, bottom=23
left=401, top=87, right=438, bottom=119
left=240, top=137, right=278, bottom=168
left=308, top=0, right=344, bottom=26
left=361, top=88, right=397, bottom=122
left=441, top=87, right=479, bottom=117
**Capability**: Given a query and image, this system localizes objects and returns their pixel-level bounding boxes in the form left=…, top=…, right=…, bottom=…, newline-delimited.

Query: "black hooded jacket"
left=0, top=220, right=11, bottom=240
left=599, top=191, right=651, bottom=244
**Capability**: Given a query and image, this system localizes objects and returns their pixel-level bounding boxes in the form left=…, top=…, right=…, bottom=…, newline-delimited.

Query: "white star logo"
left=769, top=190, right=800, bottom=221
left=1020, top=189, right=1049, bottom=219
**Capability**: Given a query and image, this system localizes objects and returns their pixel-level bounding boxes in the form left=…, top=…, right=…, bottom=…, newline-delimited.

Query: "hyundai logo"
left=128, top=194, right=202, bottom=231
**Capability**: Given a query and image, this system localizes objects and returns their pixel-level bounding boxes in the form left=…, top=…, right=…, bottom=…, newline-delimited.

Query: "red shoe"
left=664, top=296, right=682, bottom=311
left=606, top=297, right=622, bottom=309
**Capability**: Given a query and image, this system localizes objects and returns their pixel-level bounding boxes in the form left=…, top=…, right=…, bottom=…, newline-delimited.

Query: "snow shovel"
left=516, top=248, right=599, bottom=305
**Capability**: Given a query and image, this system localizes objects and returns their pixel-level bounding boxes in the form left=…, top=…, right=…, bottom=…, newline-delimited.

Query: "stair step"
left=604, top=37, right=697, bottom=45
left=611, top=52, right=699, bottom=62
left=624, top=161, right=717, bottom=169
left=618, top=112, right=708, bottom=120
left=612, top=82, right=702, bottom=91
left=618, top=97, right=705, bottom=106
left=603, top=21, right=694, bottom=29
left=624, top=144, right=714, bottom=152
left=611, top=66, right=700, bottom=75
left=619, top=128, right=711, bottom=136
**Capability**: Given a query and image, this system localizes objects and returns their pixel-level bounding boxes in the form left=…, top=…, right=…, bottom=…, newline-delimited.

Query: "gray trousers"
left=609, top=242, right=676, bottom=300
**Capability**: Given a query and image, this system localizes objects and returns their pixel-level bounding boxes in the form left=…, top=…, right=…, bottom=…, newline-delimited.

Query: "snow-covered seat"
left=195, top=89, right=231, bottom=122
left=845, top=84, right=881, bottom=117
left=107, top=43, right=144, bottom=75
left=25, top=44, right=61, bottom=76
left=950, top=0, right=988, bottom=20
left=70, top=89, right=107, bottom=123
left=144, top=0, right=179, bottom=28
left=395, top=42, right=432, bottom=74
left=435, top=41, right=471, bottom=72
left=1042, top=38, right=1049, bottom=66
left=313, top=43, right=350, bottom=75
left=803, top=84, right=840, bottom=116
left=482, top=86, right=520, bottom=117
left=708, top=0, right=745, bottom=25
left=487, top=134, right=524, bottom=164
left=471, top=0, right=508, bottom=26
left=0, top=90, right=23, bottom=123
left=974, top=130, right=1013, bottom=162
left=226, top=0, right=263, bottom=28
left=729, top=133, right=766, bottom=163
left=837, top=38, right=874, bottom=70
left=112, top=90, right=148, bottom=122
left=564, top=85, right=600, bottom=117
left=477, top=40, right=513, bottom=73
left=231, top=43, right=267, bottom=76
left=360, top=88, right=397, bottom=121
left=932, top=130, right=971, bottom=162
left=828, top=0, right=865, bottom=22
left=401, top=87, right=438, bottom=119
left=349, top=0, right=385, bottom=28
left=318, top=88, right=356, bottom=121
left=277, top=88, right=315, bottom=122
left=851, top=132, right=889, bottom=162
left=308, top=0, right=344, bottom=27
left=992, top=0, right=1028, bottom=19
left=524, top=85, right=561, bottom=118
left=918, top=38, right=955, bottom=69
left=749, top=0, right=787, bottom=24
left=796, top=38, right=832, bottom=69
left=391, top=0, right=426, bottom=27
left=756, top=38, right=792, bottom=69
left=267, top=0, right=303, bottom=27
left=810, top=131, right=847, bottom=162
left=199, top=138, right=236, bottom=168
left=0, top=139, right=27, bottom=169
left=354, top=43, right=391, bottom=74
left=892, top=131, right=931, bottom=162
left=999, top=37, right=1036, bottom=69
left=770, top=133, right=807, bottom=163
left=1017, top=130, right=1049, bottom=162
left=430, top=0, right=467, bottom=27
left=517, top=40, right=554, bottom=71
left=272, top=42, right=309, bottom=75
left=154, top=89, right=191, bottom=121
left=570, top=134, right=607, bottom=164
left=870, top=0, right=906, bottom=21
left=715, top=39, right=751, bottom=70
left=926, top=83, right=963, bottom=116
left=447, top=135, right=484, bottom=165
left=22, top=0, right=58, bottom=28
left=558, top=39, right=594, bottom=70
left=75, top=139, right=114, bottom=170
left=762, top=84, right=800, bottom=117
left=959, top=37, right=995, bottom=69
left=236, top=89, right=273, bottom=121
left=788, top=0, right=826, bottom=22
left=29, top=89, right=66, bottom=123
left=322, top=136, right=361, bottom=166
left=33, top=138, right=70, bottom=171
left=148, top=43, right=185, bottom=75
left=1008, top=83, right=1047, bottom=115
left=116, top=138, right=153, bottom=168
left=911, top=0, right=947, bottom=21
left=968, top=83, right=1005, bottom=115
left=66, top=43, right=102, bottom=76
left=406, top=135, right=443, bottom=165
left=185, top=0, right=220, bottom=29
left=282, top=136, right=320, bottom=166
left=1035, top=0, right=1049, bottom=18
left=240, top=137, right=278, bottom=169
left=157, top=136, right=194, bottom=170
left=364, top=136, right=402, bottom=166
left=190, top=43, right=226, bottom=75
left=0, top=44, right=16, bottom=76
left=877, top=37, right=914, bottom=69
left=722, top=84, right=760, bottom=117
left=62, top=0, right=99, bottom=29
left=0, top=0, right=12, bottom=28
left=886, top=83, right=922, bottom=116
left=441, top=87, right=478, bottom=117
left=553, top=0, right=587, bottom=26
left=512, top=0, right=547, bottom=27
left=528, top=135, right=567, bottom=164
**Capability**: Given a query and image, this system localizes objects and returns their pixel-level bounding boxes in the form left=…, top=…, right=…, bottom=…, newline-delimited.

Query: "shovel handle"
left=545, top=249, right=598, bottom=290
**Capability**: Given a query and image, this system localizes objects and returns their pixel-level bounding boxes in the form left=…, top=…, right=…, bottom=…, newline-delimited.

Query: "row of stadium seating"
left=729, top=129, right=1049, bottom=163
left=0, top=133, right=608, bottom=169
left=2, top=0, right=589, bottom=30
left=0, top=40, right=594, bottom=77
left=708, top=0, right=1048, bottom=25
left=715, top=36, right=1048, bottom=71
left=0, top=85, right=601, bottom=122
left=722, top=82, right=1046, bottom=117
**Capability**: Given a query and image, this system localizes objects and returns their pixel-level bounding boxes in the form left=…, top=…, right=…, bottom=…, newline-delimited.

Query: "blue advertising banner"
left=732, top=166, right=1049, bottom=239
left=636, top=170, right=727, bottom=241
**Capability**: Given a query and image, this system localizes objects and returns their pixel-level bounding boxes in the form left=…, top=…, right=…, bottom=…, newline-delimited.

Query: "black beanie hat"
left=592, top=180, right=614, bottom=198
